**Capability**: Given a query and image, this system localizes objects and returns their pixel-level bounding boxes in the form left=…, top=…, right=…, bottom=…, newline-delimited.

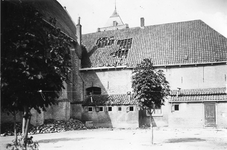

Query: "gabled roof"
left=82, top=20, right=227, bottom=68
left=170, top=87, right=227, bottom=102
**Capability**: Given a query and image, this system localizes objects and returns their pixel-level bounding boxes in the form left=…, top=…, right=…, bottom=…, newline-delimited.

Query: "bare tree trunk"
left=13, top=111, right=18, bottom=145
left=22, top=112, right=26, bottom=136
left=22, top=107, right=31, bottom=149
left=150, top=116, right=154, bottom=144
left=24, top=116, right=31, bottom=148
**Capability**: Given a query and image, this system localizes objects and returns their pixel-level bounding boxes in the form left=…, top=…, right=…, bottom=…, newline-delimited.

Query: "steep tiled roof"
left=82, top=20, right=227, bottom=68
left=83, top=94, right=137, bottom=106
left=170, top=87, right=227, bottom=102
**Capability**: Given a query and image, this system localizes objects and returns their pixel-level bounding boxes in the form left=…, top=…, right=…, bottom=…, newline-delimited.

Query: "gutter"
left=80, top=61, right=227, bottom=71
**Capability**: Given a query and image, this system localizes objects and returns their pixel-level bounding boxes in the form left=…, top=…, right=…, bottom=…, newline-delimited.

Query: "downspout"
left=79, top=73, right=85, bottom=101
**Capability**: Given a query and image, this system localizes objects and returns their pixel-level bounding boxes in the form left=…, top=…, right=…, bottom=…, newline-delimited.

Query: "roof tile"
left=83, top=94, right=137, bottom=106
left=82, top=20, right=227, bottom=68
left=170, top=87, right=227, bottom=102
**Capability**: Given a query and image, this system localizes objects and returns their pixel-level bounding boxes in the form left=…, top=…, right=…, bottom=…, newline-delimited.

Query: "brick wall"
left=1, top=112, right=23, bottom=124
left=44, top=102, right=70, bottom=121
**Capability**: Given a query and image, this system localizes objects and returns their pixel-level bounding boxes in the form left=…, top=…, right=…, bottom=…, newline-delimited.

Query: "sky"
left=57, top=0, right=227, bottom=37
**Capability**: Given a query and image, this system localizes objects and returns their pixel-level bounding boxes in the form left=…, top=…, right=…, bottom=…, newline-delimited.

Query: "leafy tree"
left=2, top=1, right=73, bottom=148
left=132, top=58, right=170, bottom=144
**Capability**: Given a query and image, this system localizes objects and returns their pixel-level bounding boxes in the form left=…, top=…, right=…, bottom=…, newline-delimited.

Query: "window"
left=153, top=108, right=162, bottom=115
left=88, top=107, right=93, bottom=112
left=110, top=38, right=133, bottom=59
left=99, top=107, right=103, bottom=111
left=153, top=105, right=162, bottom=115
left=174, top=105, right=179, bottom=111
left=118, top=107, right=122, bottom=111
left=86, top=87, right=101, bottom=95
left=108, top=107, right=112, bottom=111
left=96, top=36, right=115, bottom=48
left=129, top=106, right=134, bottom=111
left=95, top=106, right=103, bottom=112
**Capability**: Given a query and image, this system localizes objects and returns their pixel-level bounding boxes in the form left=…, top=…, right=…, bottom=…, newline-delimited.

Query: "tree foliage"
left=1, top=1, right=72, bottom=114
left=2, top=1, right=74, bottom=147
left=132, top=59, right=170, bottom=112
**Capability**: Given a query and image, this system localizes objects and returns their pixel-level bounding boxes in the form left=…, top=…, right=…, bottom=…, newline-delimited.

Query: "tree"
left=2, top=1, right=73, bottom=148
left=132, top=58, right=170, bottom=144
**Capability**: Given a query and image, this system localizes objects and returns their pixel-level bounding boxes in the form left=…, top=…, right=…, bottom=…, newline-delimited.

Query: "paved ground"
left=1, top=128, right=227, bottom=150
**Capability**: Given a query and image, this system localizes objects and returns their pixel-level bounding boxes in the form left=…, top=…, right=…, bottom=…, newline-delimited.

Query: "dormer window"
left=86, top=87, right=101, bottom=95
left=110, top=38, right=133, bottom=59
left=96, top=36, right=115, bottom=48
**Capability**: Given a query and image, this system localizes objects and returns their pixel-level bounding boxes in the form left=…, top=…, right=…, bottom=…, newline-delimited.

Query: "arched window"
left=86, top=87, right=101, bottom=95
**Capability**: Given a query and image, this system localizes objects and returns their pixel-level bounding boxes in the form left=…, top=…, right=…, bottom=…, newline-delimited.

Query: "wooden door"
left=204, top=103, right=216, bottom=127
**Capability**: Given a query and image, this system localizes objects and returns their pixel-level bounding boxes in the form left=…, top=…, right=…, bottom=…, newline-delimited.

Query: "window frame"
left=99, top=106, right=104, bottom=112
left=174, top=104, right=179, bottom=111
left=129, top=106, right=134, bottom=111
left=88, top=106, right=93, bottom=112
left=108, top=106, right=112, bottom=112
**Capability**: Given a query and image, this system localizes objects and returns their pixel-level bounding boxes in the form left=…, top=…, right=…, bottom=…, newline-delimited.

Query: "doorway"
left=204, top=103, right=216, bottom=127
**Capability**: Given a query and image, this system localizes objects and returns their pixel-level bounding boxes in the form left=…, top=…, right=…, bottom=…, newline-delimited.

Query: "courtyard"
left=1, top=127, right=227, bottom=150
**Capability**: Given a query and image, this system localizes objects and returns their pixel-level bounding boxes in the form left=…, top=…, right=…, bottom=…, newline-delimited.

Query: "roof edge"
left=80, top=61, right=227, bottom=71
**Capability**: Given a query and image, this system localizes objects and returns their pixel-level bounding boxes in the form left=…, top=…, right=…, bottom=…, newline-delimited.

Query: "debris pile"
left=1, top=119, right=87, bottom=136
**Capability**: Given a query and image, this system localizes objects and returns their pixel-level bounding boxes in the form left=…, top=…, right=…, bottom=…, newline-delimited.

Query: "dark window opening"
left=88, top=107, right=93, bottom=111
left=174, top=105, right=179, bottom=111
left=129, top=106, right=134, bottom=111
left=118, top=107, right=122, bottom=111
left=86, top=87, right=101, bottom=95
left=108, top=107, right=112, bottom=111
left=99, top=107, right=103, bottom=111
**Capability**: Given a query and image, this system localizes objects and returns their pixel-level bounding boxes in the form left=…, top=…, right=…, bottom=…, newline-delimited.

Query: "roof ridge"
left=83, top=19, right=204, bottom=35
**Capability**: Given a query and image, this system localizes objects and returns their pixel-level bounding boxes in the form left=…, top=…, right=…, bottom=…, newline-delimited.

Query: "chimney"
left=76, top=17, right=82, bottom=45
left=176, top=87, right=181, bottom=97
left=140, top=17, right=145, bottom=28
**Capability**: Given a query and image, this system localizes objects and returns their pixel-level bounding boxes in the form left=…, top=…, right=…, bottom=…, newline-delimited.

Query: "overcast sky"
left=57, top=0, right=227, bottom=37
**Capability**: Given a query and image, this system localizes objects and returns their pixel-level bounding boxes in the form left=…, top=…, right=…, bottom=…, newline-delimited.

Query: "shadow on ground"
left=38, top=137, right=93, bottom=143
left=166, top=138, right=206, bottom=143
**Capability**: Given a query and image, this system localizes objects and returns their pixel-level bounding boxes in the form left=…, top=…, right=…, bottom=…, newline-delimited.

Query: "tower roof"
left=105, top=7, right=124, bottom=27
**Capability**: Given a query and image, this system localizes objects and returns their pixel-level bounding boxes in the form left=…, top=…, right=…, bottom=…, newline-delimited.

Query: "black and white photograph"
left=1, top=0, right=227, bottom=149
